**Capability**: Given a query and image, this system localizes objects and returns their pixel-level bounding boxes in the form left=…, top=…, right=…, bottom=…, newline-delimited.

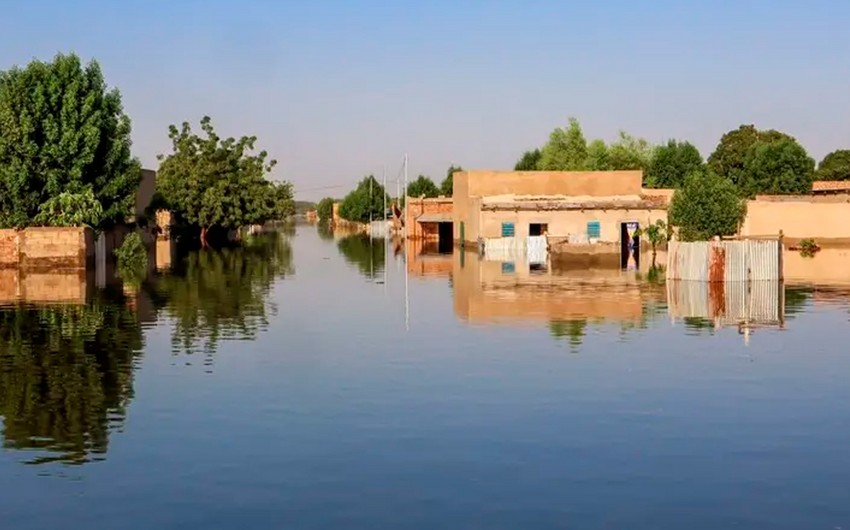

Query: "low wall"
left=0, top=227, right=94, bottom=269
left=742, top=198, right=850, bottom=241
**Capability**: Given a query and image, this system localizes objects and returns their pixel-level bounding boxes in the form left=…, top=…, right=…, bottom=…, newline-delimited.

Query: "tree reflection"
left=0, top=291, right=142, bottom=465
left=317, top=221, right=334, bottom=241
left=549, top=319, right=587, bottom=351
left=337, top=235, right=385, bottom=279
left=146, top=232, right=294, bottom=357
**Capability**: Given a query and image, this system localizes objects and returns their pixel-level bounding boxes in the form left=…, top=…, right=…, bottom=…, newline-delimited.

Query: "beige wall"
left=742, top=199, right=850, bottom=240
left=455, top=170, right=643, bottom=198
left=0, top=227, right=94, bottom=269
left=784, top=248, right=850, bottom=285
left=405, top=197, right=453, bottom=240
left=474, top=208, right=666, bottom=242
left=0, top=269, right=91, bottom=304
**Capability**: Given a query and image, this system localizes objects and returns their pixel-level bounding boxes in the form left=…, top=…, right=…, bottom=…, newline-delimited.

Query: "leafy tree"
left=585, top=140, right=611, bottom=170
left=634, top=219, right=668, bottom=267
left=338, top=175, right=389, bottom=223
left=607, top=131, right=653, bottom=171
left=740, top=137, right=814, bottom=197
left=538, top=117, right=588, bottom=170
left=156, top=116, right=290, bottom=245
left=707, top=124, right=792, bottom=187
left=33, top=187, right=104, bottom=228
left=514, top=149, right=542, bottom=170
left=816, top=149, right=850, bottom=181
left=668, top=170, right=747, bottom=241
left=271, top=181, right=295, bottom=220
left=440, top=165, right=462, bottom=196
left=645, top=140, right=704, bottom=188
left=293, top=201, right=316, bottom=215
left=0, top=53, right=141, bottom=229
left=317, top=197, right=335, bottom=222
left=406, top=175, right=440, bottom=198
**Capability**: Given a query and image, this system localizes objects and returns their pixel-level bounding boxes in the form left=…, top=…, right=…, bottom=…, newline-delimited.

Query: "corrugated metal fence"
left=667, top=239, right=781, bottom=281
left=667, top=280, right=783, bottom=326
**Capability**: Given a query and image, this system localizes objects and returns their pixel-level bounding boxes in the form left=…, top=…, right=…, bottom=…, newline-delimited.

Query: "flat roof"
left=416, top=213, right=453, bottom=223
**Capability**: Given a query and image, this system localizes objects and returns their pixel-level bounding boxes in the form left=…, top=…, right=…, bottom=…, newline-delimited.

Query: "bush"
left=114, top=232, right=148, bottom=285
left=799, top=239, right=819, bottom=258
left=669, top=170, right=746, bottom=241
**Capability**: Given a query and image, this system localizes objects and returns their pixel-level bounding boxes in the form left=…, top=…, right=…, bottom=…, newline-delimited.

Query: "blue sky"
left=2, top=0, right=849, bottom=199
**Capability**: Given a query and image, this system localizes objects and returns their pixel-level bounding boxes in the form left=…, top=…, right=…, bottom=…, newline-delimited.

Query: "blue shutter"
left=587, top=221, right=601, bottom=239
left=501, top=222, right=515, bottom=237
left=501, top=262, right=516, bottom=274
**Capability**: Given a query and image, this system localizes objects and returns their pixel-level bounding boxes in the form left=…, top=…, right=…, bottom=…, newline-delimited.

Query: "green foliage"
left=294, top=201, right=316, bottom=215
left=645, top=140, right=704, bottom=188
left=606, top=131, right=653, bottom=171
left=816, top=150, right=850, bottom=181
left=514, top=149, right=542, bottom=170
left=740, top=137, right=814, bottom=197
left=0, top=295, right=142, bottom=464
left=634, top=219, right=668, bottom=266
left=669, top=170, right=746, bottom=241
left=0, top=53, right=141, bottom=229
left=406, top=175, right=440, bottom=198
left=317, top=220, right=334, bottom=240
left=337, top=234, right=385, bottom=279
left=585, top=140, right=611, bottom=170
left=33, top=187, right=104, bottom=228
left=707, top=124, right=793, bottom=187
left=799, top=239, right=819, bottom=258
left=338, top=175, right=389, bottom=223
left=549, top=319, right=587, bottom=351
left=440, top=165, right=462, bottom=196
left=114, top=232, right=148, bottom=285
left=156, top=116, right=291, bottom=235
left=317, top=197, right=335, bottom=222
left=538, top=118, right=588, bottom=170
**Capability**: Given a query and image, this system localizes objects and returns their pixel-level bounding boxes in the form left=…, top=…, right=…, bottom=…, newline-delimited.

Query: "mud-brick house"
left=452, top=170, right=668, bottom=266
left=404, top=196, right=453, bottom=252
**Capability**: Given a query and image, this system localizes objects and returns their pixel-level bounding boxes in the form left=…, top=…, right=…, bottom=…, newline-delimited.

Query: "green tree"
left=156, top=116, right=289, bottom=245
left=514, top=149, right=542, bottom=170
left=634, top=219, right=668, bottom=267
left=0, top=53, right=140, bottom=229
left=338, top=175, right=389, bottom=223
left=816, top=149, right=850, bottom=181
left=707, top=124, right=792, bottom=187
left=740, top=137, right=815, bottom=197
left=645, top=140, right=704, bottom=188
left=440, top=165, right=462, bottom=196
left=607, top=131, right=653, bottom=171
left=271, top=181, right=295, bottom=220
left=33, top=187, right=104, bottom=228
left=317, top=197, right=335, bottom=222
left=406, top=175, right=440, bottom=198
left=668, top=170, right=747, bottom=241
left=585, top=140, right=611, bottom=170
left=538, top=118, right=588, bottom=170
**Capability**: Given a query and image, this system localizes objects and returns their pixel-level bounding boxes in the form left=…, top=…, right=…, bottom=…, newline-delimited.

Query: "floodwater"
left=1, top=225, right=850, bottom=529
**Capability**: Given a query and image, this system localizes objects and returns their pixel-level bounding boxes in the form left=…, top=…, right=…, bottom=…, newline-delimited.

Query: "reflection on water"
left=0, top=290, right=142, bottom=465
left=336, top=234, right=386, bottom=279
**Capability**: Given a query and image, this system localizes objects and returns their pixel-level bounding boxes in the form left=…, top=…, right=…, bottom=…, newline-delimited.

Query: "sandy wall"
left=0, top=227, right=94, bottom=269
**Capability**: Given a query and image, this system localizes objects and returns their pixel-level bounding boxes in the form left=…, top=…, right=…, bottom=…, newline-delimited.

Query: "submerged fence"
left=666, top=239, right=782, bottom=281
left=666, top=280, right=784, bottom=326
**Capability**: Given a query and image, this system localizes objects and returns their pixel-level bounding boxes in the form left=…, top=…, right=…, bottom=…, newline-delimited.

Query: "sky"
left=1, top=0, right=849, bottom=200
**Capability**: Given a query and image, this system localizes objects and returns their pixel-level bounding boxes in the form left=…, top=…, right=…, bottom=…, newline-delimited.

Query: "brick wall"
left=405, top=197, right=453, bottom=239
left=0, top=227, right=93, bottom=269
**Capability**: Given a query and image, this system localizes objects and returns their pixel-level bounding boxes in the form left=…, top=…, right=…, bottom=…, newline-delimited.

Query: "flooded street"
left=2, top=225, right=850, bottom=529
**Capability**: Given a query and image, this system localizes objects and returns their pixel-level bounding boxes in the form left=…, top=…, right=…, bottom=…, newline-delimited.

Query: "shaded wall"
left=405, top=197, right=453, bottom=240
left=0, top=227, right=94, bottom=269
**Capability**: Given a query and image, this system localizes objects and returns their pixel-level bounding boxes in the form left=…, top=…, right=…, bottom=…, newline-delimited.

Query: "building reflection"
left=406, top=238, right=453, bottom=278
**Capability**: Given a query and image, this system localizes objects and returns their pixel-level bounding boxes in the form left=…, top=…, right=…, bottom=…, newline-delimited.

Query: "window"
left=501, top=261, right=516, bottom=274
left=501, top=222, right=515, bottom=237
left=530, top=223, right=548, bottom=236
left=586, top=221, right=601, bottom=239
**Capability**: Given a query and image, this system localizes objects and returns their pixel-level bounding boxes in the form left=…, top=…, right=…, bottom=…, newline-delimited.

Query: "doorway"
left=530, top=223, right=548, bottom=236
left=438, top=222, right=454, bottom=254
left=620, top=222, right=640, bottom=270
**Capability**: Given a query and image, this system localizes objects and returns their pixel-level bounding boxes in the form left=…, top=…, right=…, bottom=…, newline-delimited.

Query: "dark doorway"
left=438, top=222, right=454, bottom=254
left=530, top=223, right=548, bottom=236
left=620, top=222, right=640, bottom=270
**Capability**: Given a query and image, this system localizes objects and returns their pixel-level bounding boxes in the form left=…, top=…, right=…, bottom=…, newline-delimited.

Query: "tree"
left=816, top=149, right=850, bottom=181
left=156, top=116, right=289, bottom=246
left=607, top=131, right=653, bottom=171
left=271, top=181, right=295, bottom=220
left=538, top=117, right=588, bottom=170
left=440, top=165, right=462, bottom=196
left=707, top=124, right=792, bottom=187
left=0, top=53, right=140, bottom=229
left=740, top=137, right=814, bottom=197
left=585, top=140, right=610, bottom=170
left=514, top=149, right=542, bottom=170
left=634, top=219, right=668, bottom=267
left=668, top=170, right=747, bottom=241
left=645, top=140, right=704, bottom=188
left=317, top=197, right=335, bottom=222
left=33, top=187, right=104, bottom=228
left=406, top=175, right=440, bottom=198
left=338, top=175, right=389, bottom=223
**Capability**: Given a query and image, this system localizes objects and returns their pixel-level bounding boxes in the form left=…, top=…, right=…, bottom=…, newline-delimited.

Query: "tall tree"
left=645, top=140, right=704, bottom=188
left=156, top=116, right=290, bottom=245
left=668, top=170, right=747, bottom=241
left=0, top=53, right=140, bottom=229
left=707, top=124, right=792, bottom=187
left=538, top=118, right=588, bottom=170
left=317, top=197, right=335, bottom=222
left=338, top=175, right=389, bottom=223
left=816, top=149, right=850, bottom=181
left=514, top=149, right=542, bottom=170
left=740, top=137, right=815, bottom=196
left=585, top=140, right=611, bottom=170
left=607, top=131, right=653, bottom=171
left=406, top=175, right=440, bottom=198
left=440, top=165, right=462, bottom=196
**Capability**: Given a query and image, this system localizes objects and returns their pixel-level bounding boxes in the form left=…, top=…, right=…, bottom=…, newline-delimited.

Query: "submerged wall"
left=0, top=227, right=94, bottom=269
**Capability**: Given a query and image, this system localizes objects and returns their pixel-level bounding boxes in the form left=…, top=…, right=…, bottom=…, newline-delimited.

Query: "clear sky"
left=2, top=0, right=848, bottom=200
